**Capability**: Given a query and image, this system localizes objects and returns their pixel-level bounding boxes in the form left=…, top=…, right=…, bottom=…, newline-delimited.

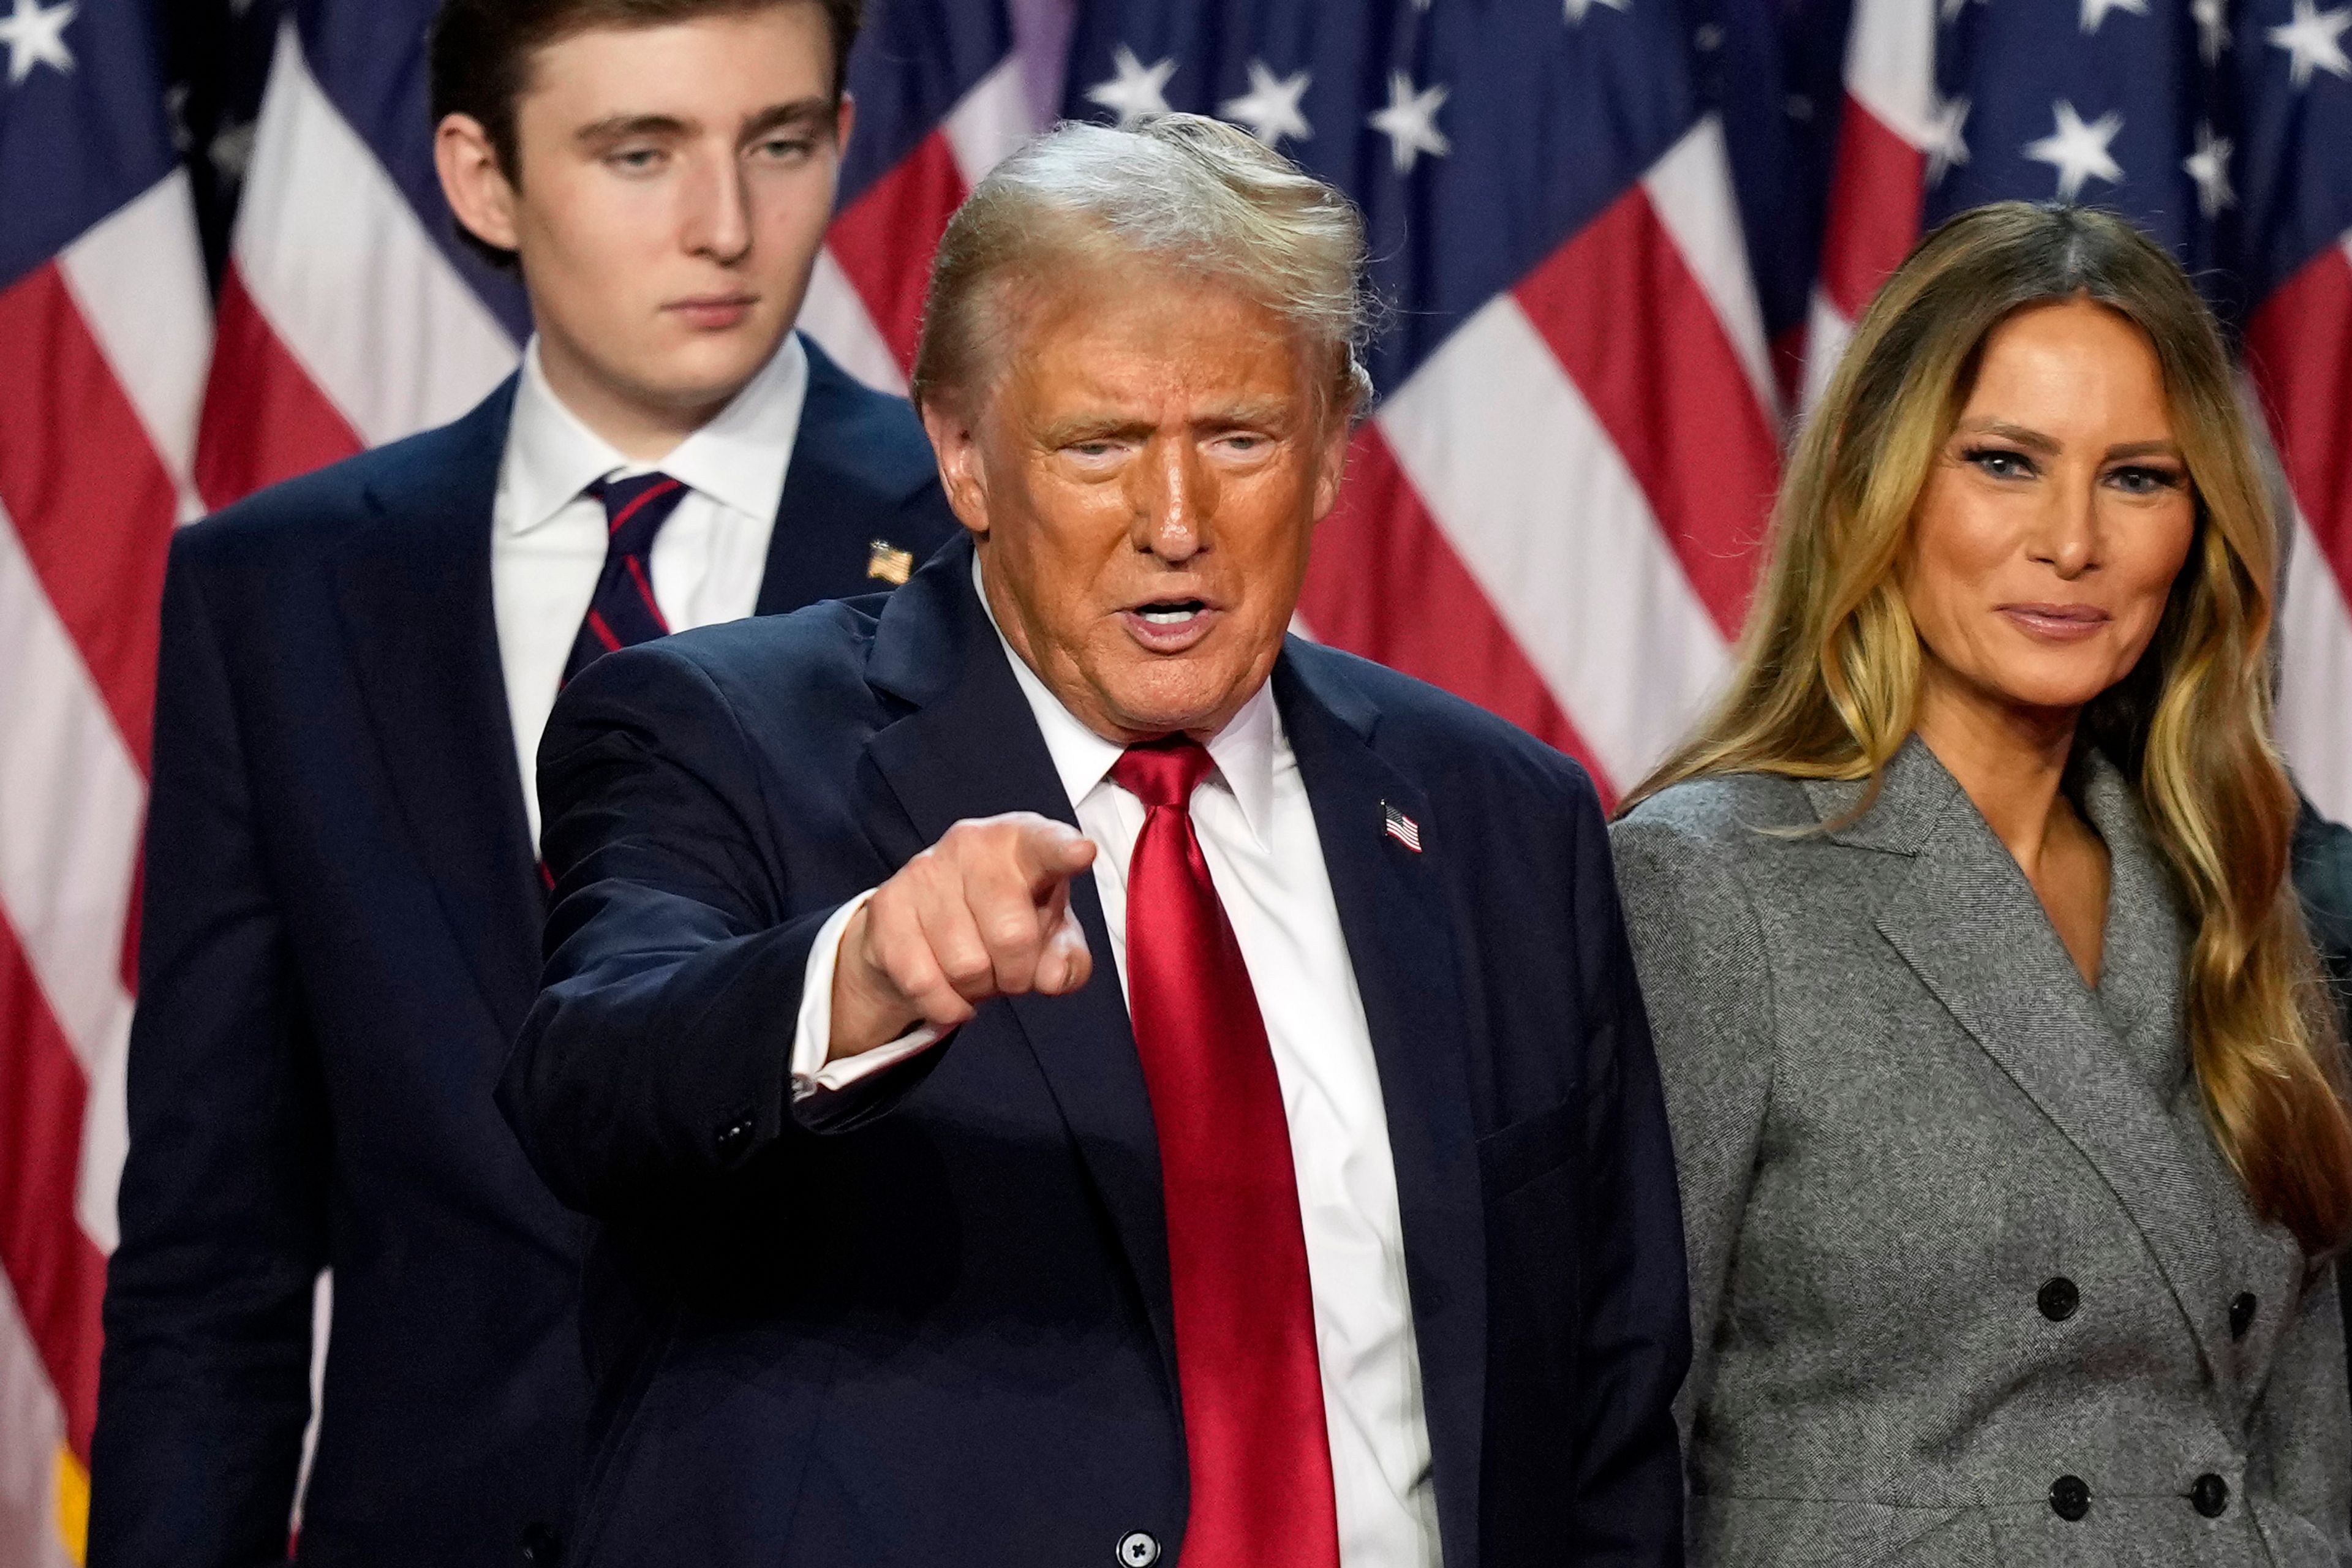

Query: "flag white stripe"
left=56, top=172, right=214, bottom=521
left=1376, top=295, right=1731, bottom=789
left=799, top=246, right=910, bottom=394
left=0, top=503, right=143, bottom=1090
left=1641, top=116, right=1782, bottom=425
left=1842, top=0, right=1939, bottom=150
left=2278, top=503, right=2352, bottom=824
left=235, top=21, right=517, bottom=448
left=941, top=56, right=1036, bottom=190
left=0, top=1270, right=74, bottom=1568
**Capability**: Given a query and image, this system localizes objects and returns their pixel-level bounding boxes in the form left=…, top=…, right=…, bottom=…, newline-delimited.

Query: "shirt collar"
left=972, top=554, right=1278, bottom=847
left=502, top=331, right=809, bottom=535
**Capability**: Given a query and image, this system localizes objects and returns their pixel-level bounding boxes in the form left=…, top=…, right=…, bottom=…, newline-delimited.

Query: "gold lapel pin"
left=865, top=540, right=915, bottom=586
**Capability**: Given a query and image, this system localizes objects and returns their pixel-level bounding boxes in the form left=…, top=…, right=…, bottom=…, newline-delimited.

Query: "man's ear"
left=832, top=91, right=856, bottom=160
left=435, top=112, right=522, bottom=255
left=1308, top=402, right=1356, bottom=527
left=920, top=398, right=990, bottom=540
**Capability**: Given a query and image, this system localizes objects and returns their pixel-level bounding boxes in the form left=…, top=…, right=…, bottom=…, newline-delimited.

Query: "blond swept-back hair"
left=910, top=113, right=1374, bottom=418
left=1626, top=202, right=2352, bottom=1256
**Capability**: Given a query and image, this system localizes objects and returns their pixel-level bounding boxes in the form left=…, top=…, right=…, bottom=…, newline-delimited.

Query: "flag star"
left=1085, top=44, right=1175, bottom=127
left=0, top=0, right=76, bottom=86
left=2267, top=0, right=2352, bottom=87
left=2080, top=0, right=2149, bottom=32
left=2024, top=99, right=2125, bottom=201
left=1564, top=0, right=1631, bottom=23
left=2183, top=121, right=2235, bottom=215
left=1367, top=70, right=1451, bottom=174
left=1219, top=60, right=1312, bottom=147
left=1925, top=91, right=1972, bottom=186
left=2193, top=0, right=2233, bottom=62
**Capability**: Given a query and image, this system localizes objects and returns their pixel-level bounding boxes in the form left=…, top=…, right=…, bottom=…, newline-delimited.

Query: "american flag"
left=0, top=1, right=1041, bottom=1561
left=1066, top=0, right=1784, bottom=799
left=2, top=0, right=2348, bottom=1564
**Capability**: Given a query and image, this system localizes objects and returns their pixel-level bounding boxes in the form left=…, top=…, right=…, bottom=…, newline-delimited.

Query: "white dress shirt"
left=788, top=561, right=1444, bottom=1568
left=492, top=332, right=809, bottom=843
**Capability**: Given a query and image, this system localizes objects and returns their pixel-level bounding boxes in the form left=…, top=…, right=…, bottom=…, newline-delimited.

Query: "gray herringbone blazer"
left=1611, top=736, right=2351, bottom=1567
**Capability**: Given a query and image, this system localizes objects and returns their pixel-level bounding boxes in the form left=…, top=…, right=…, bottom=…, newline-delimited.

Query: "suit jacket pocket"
left=1477, top=1098, right=1578, bottom=1200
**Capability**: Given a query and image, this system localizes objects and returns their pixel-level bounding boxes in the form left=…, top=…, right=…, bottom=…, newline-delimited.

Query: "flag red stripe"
left=2247, top=242, right=2352, bottom=606
left=195, top=263, right=366, bottom=512
left=826, top=130, right=970, bottom=372
left=1300, top=426, right=1617, bottom=802
left=1515, top=189, right=1780, bottom=639
left=0, top=915, right=106, bottom=1461
left=1816, top=96, right=1926, bottom=323
left=0, top=261, right=180, bottom=770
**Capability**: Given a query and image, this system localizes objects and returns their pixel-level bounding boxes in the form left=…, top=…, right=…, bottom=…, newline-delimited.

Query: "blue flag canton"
left=0, top=0, right=179, bottom=291
left=1064, top=0, right=1713, bottom=394
left=1926, top=0, right=2352, bottom=315
left=837, top=0, right=1011, bottom=207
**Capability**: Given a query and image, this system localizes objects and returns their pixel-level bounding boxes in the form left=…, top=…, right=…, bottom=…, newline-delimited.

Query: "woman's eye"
left=1963, top=447, right=2035, bottom=480
left=2108, top=465, right=2184, bottom=496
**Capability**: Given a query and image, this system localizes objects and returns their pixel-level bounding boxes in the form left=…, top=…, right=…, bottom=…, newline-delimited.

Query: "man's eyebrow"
left=1038, top=414, right=1156, bottom=445
left=740, top=99, right=837, bottom=143
left=1954, top=418, right=2060, bottom=455
left=575, top=113, right=692, bottom=148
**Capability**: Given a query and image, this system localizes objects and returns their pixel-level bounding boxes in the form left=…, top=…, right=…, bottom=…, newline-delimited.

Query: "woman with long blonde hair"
left=1613, top=201, right=2352, bottom=1564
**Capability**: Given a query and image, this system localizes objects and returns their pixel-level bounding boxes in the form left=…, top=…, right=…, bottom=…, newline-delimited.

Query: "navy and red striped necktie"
left=561, top=472, right=687, bottom=687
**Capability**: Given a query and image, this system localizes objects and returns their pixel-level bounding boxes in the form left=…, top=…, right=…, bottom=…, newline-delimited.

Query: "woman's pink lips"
left=1999, top=603, right=2111, bottom=643
left=1119, top=604, right=1222, bottom=654
left=669, top=296, right=756, bottom=329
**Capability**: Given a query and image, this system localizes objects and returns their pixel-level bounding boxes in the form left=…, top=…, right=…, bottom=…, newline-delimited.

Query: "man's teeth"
left=1137, top=605, right=1202, bottom=625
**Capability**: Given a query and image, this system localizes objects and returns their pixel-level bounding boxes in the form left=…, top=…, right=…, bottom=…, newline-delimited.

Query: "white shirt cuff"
left=790, top=889, right=946, bottom=1102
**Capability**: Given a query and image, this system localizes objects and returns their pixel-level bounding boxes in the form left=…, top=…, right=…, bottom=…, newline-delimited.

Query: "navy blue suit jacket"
left=500, top=532, right=1690, bottom=1566
left=89, top=340, right=959, bottom=1568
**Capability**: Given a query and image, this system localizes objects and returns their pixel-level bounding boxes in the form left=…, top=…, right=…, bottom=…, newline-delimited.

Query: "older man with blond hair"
left=500, top=114, right=1688, bottom=1568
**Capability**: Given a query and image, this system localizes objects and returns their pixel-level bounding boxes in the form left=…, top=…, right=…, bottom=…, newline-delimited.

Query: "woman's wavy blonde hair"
left=1625, top=201, right=2352, bottom=1256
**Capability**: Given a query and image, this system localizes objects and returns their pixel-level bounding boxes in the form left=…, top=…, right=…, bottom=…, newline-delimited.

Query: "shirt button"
left=2049, top=1474, right=2091, bottom=1521
left=2037, top=1277, right=2079, bottom=1322
left=2230, top=1292, right=2258, bottom=1340
left=2192, top=1473, right=2230, bottom=1518
left=1116, top=1531, right=1161, bottom=1566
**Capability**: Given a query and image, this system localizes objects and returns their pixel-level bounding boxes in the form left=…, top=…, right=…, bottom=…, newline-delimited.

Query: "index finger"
left=1011, top=815, right=1096, bottom=898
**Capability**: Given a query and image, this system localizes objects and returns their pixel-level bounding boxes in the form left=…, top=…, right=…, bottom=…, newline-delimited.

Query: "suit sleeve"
left=89, top=552, right=330, bottom=1568
left=499, top=641, right=901, bottom=1218
left=1605, top=813, right=1776, bottom=1459
left=1562, top=785, right=1693, bottom=1563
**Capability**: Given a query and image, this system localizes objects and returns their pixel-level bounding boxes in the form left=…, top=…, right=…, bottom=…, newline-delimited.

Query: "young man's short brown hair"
left=428, top=0, right=862, bottom=263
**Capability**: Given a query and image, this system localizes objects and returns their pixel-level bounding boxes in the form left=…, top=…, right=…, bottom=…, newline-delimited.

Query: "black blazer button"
left=2037, top=1277, right=2079, bottom=1322
left=519, top=1523, right=562, bottom=1565
left=2192, top=1473, right=2230, bottom=1518
left=2049, top=1475, right=2091, bottom=1521
left=715, top=1117, right=755, bottom=1159
left=2230, top=1292, right=2258, bottom=1340
left=1115, top=1531, right=1161, bottom=1566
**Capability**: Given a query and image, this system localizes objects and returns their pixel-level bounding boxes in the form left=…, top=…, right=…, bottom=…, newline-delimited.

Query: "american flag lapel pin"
left=1382, top=802, right=1423, bottom=853
left=865, top=539, right=915, bottom=586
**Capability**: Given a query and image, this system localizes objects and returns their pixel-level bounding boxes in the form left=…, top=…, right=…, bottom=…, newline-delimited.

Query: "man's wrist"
left=826, top=901, right=922, bottom=1063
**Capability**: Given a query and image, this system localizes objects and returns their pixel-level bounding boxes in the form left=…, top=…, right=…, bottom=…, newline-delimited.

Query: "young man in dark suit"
left=88, top=2, right=954, bottom=1564
left=502, top=115, right=1687, bottom=1567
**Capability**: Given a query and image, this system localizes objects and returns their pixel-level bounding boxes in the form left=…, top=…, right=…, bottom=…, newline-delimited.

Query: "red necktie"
left=1111, top=739, right=1341, bottom=1568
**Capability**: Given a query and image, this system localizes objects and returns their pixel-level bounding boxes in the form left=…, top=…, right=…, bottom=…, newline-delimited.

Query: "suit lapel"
left=1815, top=742, right=2239, bottom=1409
left=753, top=336, right=930, bottom=616
left=1278, top=645, right=1488, bottom=1568
left=859, top=538, right=1180, bottom=1395
left=330, top=379, right=544, bottom=1044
